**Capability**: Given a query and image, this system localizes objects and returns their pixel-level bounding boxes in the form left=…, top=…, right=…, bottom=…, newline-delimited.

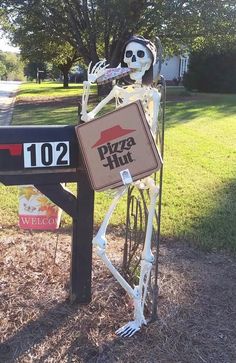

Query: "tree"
left=2, top=0, right=236, bottom=68
left=0, top=61, right=7, bottom=79
left=1, top=1, right=81, bottom=87
left=0, top=51, right=25, bottom=80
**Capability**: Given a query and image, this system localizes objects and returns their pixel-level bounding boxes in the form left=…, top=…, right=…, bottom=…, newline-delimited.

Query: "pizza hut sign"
left=93, top=125, right=136, bottom=170
left=76, top=101, right=162, bottom=191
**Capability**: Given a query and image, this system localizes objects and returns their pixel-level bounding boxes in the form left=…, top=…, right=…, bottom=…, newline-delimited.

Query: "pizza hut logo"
left=92, top=125, right=136, bottom=170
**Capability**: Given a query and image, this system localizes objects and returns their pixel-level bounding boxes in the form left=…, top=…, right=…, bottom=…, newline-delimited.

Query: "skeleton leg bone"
left=93, top=184, right=153, bottom=337
left=93, top=186, right=136, bottom=298
left=116, top=177, right=160, bottom=337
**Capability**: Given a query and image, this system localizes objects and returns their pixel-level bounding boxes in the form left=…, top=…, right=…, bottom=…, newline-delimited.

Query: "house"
left=161, top=54, right=189, bottom=84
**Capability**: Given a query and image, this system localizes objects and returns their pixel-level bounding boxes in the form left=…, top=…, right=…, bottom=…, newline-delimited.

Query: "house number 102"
left=23, top=141, right=70, bottom=168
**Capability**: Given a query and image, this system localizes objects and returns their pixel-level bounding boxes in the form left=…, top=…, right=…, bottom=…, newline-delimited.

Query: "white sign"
left=23, top=141, right=70, bottom=168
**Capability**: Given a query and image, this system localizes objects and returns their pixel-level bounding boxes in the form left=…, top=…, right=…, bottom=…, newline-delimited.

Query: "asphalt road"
left=0, top=81, right=21, bottom=126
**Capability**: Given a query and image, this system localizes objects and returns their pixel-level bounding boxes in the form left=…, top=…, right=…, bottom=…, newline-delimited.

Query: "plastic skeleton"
left=81, top=36, right=162, bottom=337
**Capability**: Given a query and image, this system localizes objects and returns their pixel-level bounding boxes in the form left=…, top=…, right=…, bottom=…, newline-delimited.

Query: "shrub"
left=183, top=48, right=236, bottom=93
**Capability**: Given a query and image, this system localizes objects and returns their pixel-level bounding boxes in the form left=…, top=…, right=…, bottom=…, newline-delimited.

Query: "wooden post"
left=70, top=170, right=94, bottom=303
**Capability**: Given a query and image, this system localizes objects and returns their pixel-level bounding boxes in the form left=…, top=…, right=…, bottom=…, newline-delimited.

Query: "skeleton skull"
left=123, top=42, right=153, bottom=82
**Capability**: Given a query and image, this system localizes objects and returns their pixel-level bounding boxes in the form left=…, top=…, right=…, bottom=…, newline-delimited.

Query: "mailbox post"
left=0, top=125, right=94, bottom=303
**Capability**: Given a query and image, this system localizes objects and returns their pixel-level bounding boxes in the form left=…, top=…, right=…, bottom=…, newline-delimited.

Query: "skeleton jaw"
left=129, top=63, right=151, bottom=82
left=129, top=68, right=145, bottom=82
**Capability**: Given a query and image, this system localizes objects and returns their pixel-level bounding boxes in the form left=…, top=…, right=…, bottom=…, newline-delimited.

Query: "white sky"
left=0, top=34, right=20, bottom=53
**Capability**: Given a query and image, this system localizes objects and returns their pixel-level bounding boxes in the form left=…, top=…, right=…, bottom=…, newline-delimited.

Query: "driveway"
left=0, top=81, right=21, bottom=126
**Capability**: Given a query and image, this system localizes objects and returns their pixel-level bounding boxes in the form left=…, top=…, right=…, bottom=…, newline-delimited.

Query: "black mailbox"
left=0, top=124, right=94, bottom=304
left=0, top=125, right=80, bottom=185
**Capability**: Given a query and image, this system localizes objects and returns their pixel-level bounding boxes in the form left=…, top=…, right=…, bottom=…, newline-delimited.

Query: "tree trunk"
left=97, top=82, right=112, bottom=98
left=63, top=70, right=69, bottom=88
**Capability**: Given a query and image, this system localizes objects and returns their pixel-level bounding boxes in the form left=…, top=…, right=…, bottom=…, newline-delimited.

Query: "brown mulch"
left=0, top=227, right=236, bottom=363
left=15, top=95, right=98, bottom=109
left=15, top=92, right=197, bottom=109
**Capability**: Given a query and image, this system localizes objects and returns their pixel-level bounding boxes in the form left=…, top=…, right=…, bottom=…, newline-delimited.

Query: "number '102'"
left=23, top=142, right=70, bottom=168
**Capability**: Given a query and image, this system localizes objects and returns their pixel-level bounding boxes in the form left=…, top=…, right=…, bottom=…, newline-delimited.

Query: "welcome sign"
left=19, top=185, right=62, bottom=230
left=76, top=101, right=162, bottom=191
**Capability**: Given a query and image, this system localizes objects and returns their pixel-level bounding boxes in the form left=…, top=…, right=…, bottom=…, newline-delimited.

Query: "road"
left=0, top=81, right=21, bottom=126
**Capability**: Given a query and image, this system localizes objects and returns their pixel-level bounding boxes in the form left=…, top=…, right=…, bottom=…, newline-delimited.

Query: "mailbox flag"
left=18, top=186, right=62, bottom=230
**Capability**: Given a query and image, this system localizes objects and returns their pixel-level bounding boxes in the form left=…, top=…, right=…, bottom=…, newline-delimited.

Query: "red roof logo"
left=92, top=125, right=135, bottom=148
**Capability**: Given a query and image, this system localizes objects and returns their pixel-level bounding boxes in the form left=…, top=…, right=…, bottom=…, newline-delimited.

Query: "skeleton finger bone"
left=92, top=59, right=106, bottom=73
left=87, top=61, right=93, bottom=75
left=88, top=59, right=109, bottom=83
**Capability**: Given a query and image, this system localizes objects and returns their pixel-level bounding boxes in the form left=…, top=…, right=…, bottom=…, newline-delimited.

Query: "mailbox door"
left=0, top=125, right=81, bottom=185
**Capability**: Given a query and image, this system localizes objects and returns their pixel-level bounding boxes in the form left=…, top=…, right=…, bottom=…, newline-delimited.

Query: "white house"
left=161, top=54, right=189, bottom=83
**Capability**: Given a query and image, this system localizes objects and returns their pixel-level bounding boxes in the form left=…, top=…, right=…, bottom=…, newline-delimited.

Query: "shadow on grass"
left=13, top=104, right=78, bottom=126
left=13, top=91, right=236, bottom=128
left=178, top=179, right=236, bottom=252
left=166, top=94, right=236, bottom=127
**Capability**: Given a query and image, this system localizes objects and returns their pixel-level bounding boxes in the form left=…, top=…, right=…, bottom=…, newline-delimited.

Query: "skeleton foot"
left=116, top=320, right=141, bottom=337
left=116, top=287, right=146, bottom=337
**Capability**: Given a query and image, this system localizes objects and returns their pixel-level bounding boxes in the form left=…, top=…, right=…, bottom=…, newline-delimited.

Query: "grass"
left=163, top=94, right=236, bottom=250
left=0, top=82, right=236, bottom=252
left=16, top=81, right=86, bottom=98
left=13, top=81, right=97, bottom=125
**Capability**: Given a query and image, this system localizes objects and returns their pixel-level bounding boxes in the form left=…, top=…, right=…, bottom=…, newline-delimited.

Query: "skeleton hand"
left=87, top=59, right=109, bottom=83
left=80, top=112, right=94, bottom=122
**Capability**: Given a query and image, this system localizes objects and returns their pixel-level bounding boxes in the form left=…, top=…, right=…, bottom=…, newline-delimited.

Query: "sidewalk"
left=0, top=81, right=21, bottom=126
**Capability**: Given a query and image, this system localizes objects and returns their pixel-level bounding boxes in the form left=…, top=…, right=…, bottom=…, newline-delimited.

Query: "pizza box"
left=75, top=100, right=162, bottom=191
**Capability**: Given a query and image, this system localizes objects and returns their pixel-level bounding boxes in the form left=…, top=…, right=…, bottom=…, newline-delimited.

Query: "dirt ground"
left=0, top=227, right=236, bottom=363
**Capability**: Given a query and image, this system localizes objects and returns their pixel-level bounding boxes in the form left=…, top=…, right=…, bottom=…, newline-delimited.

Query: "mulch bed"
left=1, top=227, right=236, bottom=363
left=15, top=95, right=98, bottom=109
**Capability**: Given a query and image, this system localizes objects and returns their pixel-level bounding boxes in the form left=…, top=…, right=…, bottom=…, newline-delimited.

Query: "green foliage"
left=2, top=0, right=236, bottom=66
left=0, top=51, right=25, bottom=80
left=1, top=1, right=81, bottom=87
left=0, top=60, right=7, bottom=77
left=183, top=45, right=236, bottom=93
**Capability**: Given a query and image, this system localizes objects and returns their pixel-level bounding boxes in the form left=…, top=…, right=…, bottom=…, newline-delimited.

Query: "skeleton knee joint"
left=150, top=183, right=159, bottom=198
left=92, top=234, right=107, bottom=252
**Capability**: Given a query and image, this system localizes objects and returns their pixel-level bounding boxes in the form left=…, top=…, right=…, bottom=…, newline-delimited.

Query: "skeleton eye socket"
left=125, top=50, right=133, bottom=58
left=137, top=50, right=145, bottom=58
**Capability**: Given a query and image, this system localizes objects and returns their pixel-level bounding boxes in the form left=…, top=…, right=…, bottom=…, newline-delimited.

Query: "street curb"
left=0, top=88, right=19, bottom=126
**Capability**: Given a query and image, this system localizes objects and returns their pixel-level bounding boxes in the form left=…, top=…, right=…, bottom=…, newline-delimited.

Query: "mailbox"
left=0, top=124, right=93, bottom=304
left=0, top=125, right=81, bottom=186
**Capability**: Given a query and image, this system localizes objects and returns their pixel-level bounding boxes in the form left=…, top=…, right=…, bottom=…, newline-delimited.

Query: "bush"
left=183, top=48, right=236, bottom=93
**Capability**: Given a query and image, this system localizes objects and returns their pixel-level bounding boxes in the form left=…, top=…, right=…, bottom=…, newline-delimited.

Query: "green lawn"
left=17, top=81, right=86, bottom=98
left=163, top=94, right=236, bottom=250
left=13, top=81, right=96, bottom=125
left=0, top=82, right=235, bottom=252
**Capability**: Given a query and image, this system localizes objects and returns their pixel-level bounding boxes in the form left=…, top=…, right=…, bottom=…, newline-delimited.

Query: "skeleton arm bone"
left=81, top=81, right=91, bottom=121
left=149, top=88, right=161, bottom=136
left=81, top=60, right=110, bottom=122
left=81, top=86, right=119, bottom=122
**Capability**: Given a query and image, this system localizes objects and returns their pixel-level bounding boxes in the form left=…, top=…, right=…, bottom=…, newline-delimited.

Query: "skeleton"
left=81, top=36, right=162, bottom=337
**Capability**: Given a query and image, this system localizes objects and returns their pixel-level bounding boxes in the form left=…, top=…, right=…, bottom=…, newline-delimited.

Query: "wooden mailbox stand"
left=0, top=125, right=94, bottom=303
